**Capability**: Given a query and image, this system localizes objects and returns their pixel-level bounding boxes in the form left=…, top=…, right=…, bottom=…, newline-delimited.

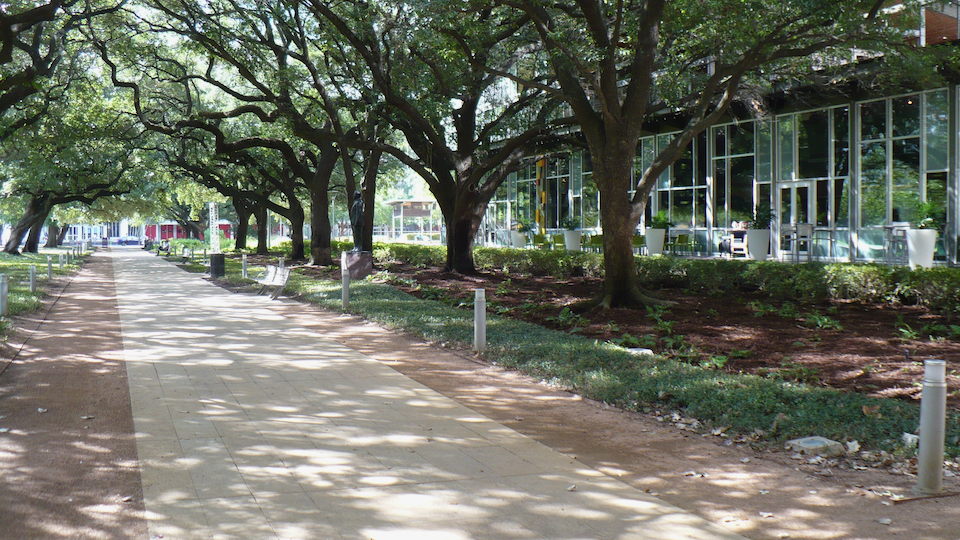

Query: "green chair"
left=532, top=234, right=548, bottom=250
left=586, top=234, right=603, bottom=252
left=632, top=235, right=646, bottom=255
left=670, top=233, right=694, bottom=255
left=551, top=234, right=565, bottom=250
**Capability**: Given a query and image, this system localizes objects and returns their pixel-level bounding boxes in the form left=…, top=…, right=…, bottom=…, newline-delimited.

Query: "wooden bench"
left=255, top=265, right=291, bottom=300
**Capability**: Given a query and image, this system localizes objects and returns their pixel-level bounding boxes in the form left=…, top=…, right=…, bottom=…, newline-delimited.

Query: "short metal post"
left=0, top=275, right=8, bottom=317
left=242, top=254, right=248, bottom=279
left=474, top=288, right=486, bottom=352
left=917, top=359, right=947, bottom=495
left=47, top=256, right=52, bottom=279
left=29, top=265, right=36, bottom=293
left=341, top=255, right=350, bottom=309
left=203, top=249, right=208, bottom=264
left=279, top=257, right=285, bottom=269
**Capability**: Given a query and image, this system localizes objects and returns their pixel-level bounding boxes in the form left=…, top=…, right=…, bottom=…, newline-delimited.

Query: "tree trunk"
left=25, top=218, right=46, bottom=253
left=57, top=225, right=69, bottom=245
left=254, top=204, right=269, bottom=255
left=309, top=187, right=333, bottom=265
left=233, top=197, right=251, bottom=251
left=288, top=203, right=306, bottom=260
left=594, top=153, right=658, bottom=309
left=308, top=144, right=338, bottom=266
left=443, top=190, right=489, bottom=274
left=44, top=224, right=59, bottom=247
left=361, top=150, right=381, bottom=254
left=4, top=195, right=52, bottom=254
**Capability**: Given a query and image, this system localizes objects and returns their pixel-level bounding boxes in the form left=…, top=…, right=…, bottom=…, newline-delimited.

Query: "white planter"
left=511, top=231, right=527, bottom=248
left=563, top=230, right=581, bottom=251
left=906, top=229, right=938, bottom=269
left=747, top=229, right=770, bottom=261
left=645, top=229, right=666, bottom=255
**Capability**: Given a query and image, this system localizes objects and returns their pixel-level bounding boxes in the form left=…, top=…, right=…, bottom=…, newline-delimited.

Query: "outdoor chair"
left=531, top=234, right=548, bottom=250
left=669, top=233, right=694, bottom=255
left=730, top=230, right=747, bottom=258
left=586, top=234, right=603, bottom=252
left=632, top=235, right=645, bottom=255
left=784, top=223, right=814, bottom=263
left=551, top=234, right=565, bottom=250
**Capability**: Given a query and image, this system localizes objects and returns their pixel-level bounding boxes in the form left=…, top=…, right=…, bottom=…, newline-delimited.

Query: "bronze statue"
left=349, top=190, right=365, bottom=251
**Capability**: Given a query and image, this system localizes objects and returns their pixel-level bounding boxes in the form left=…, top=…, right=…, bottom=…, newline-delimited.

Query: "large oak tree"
left=503, top=0, right=933, bottom=307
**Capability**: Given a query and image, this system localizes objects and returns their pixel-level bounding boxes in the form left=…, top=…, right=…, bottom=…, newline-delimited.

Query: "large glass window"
left=513, top=163, right=537, bottom=228
left=857, top=92, right=943, bottom=231
left=653, top=132, right=707, bottom=228
left=580, top=153, right=600, bottom=229
left=712, top=122, right=756, bottom=227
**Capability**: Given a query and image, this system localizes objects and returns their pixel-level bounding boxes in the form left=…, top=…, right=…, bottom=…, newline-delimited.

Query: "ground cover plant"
left=225, top=246, right=960, bottom=458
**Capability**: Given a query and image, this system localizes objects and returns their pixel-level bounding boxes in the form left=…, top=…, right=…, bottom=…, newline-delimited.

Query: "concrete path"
left=111, top=248, right=745, bottom=540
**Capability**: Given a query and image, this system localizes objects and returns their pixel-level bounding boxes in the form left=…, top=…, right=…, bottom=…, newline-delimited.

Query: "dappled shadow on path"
left=113, top=249, right=742, bottom=540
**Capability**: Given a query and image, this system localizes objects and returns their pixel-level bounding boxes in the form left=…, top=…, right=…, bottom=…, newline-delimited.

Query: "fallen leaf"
left=741, top=458, right=751, bottom=463
left=566, top=484, right=576, bottom=492
left=878, top=518, right=892, bottom=525
left=846, top=440, right=860, bottom=453
left=759, top=490, right=770, bottom=495
left=37, top=408, right=47, bottom=413
left=80, top=416, right=94, bottom=420
left=862, top=405, right=882, bottom=419
left=759, top=511, right=774, bottom=518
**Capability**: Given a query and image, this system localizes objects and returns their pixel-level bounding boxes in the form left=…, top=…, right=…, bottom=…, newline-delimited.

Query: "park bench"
left=157, top=243, right=172, bottom=256
left=255, top=264, right=291, bottom=300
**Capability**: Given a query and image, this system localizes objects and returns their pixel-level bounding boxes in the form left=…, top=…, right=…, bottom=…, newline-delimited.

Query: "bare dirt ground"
left=0, top=254, right=145, bottom=539
left=351, top=262, right=960, bottom=408
left=0, top=251, right=958, bottom=539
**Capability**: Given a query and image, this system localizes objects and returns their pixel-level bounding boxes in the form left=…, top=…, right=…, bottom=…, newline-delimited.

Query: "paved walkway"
left=111, top=248, right=744, bottom=540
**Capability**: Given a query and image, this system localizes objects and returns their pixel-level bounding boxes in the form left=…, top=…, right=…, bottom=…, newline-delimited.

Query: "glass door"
left=779, top=182, right=813, bottom=257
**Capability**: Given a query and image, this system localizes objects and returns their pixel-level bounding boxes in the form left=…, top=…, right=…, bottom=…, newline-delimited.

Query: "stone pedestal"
left=343, top=251, right=373, bottom=280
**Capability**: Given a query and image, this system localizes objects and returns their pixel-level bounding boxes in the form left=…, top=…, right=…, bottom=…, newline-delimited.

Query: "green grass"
left=210, top=255, right=960, bottom=458
left=0, top=249, right=86, bottom=339
left=215, top=247, right=960, bottom=457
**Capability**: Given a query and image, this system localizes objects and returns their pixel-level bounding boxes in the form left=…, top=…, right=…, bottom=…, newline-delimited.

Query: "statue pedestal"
left=343, top=251, right=373, bottom=280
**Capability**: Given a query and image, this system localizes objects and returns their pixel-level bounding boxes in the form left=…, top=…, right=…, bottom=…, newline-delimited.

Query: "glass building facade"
left=490, top=87, right=958, bottom=265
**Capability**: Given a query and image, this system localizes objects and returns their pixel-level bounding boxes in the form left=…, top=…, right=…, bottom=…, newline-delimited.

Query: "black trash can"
left=210, top=253, right=226, bottom=278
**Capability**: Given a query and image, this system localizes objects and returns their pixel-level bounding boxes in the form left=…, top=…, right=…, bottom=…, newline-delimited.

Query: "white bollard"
left=0, top=275, right=7, bottom=317
left=341, top=255, right=350, bottom=309
left=474, top=288, right=486, bottom=352
left=29, top=265, right=36, bottom=293
left=917, top=359, right=947, bottom=495
left=47, top=256, right=52, bottom=279
left=59, top=253, right=64, bottom=270
left=242, top=254, right=248, bottom=279
left=279, top=257, right=285, bottom=269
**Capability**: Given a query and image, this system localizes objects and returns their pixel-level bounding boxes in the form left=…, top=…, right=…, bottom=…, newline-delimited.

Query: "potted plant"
left=560, top=216, right=581, bottom=251
left=511, top=221, right=531, bottom=248
left=906, top=201, right=942, bottom=269
left=746, top=202, right=773, bottom=261
left=645, top=210, right=672, bottom=255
